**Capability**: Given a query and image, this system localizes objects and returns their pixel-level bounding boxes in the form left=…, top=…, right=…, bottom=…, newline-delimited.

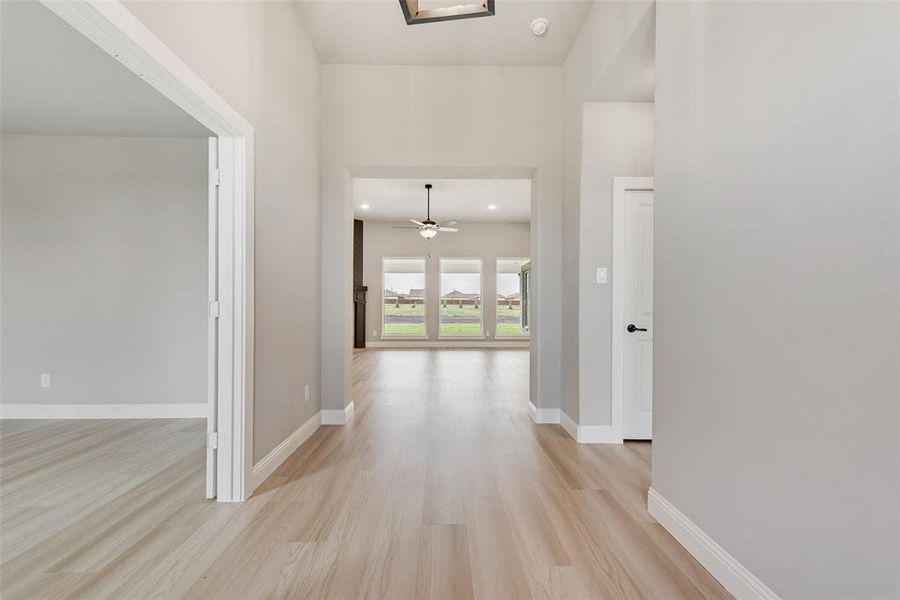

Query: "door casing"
left=42, top=0, right=256, bottom=501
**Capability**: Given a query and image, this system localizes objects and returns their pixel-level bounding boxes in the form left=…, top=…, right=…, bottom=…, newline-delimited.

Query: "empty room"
left=1, top=1, right=219, bottom=590
left=0, top=1, right=897, bottom=599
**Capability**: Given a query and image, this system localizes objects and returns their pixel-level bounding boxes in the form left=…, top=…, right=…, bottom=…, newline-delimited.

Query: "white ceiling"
left=353, top=178, right=531, bottom=223
left=293, top=0, right=593, bottom=66
left=0, top=1, right=211, bottom=137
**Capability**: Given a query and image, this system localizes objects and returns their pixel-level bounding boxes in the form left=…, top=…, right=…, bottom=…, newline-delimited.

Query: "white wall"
left=1, top=135, right=206, bottom=407
left=123, top=1, right=322, bottom=462
left=321, top=65, right=562, bottom=414
left=561, top=0, right=655, bottom=422
left=653, top=1, right=899, bottom=597
left=362, top=221, right=530, bottom=343
left=577, top=102, right=653, bottom=426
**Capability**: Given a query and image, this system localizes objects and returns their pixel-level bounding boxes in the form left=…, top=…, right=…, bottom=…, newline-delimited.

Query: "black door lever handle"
left=626, top=324, right=648, bottom=333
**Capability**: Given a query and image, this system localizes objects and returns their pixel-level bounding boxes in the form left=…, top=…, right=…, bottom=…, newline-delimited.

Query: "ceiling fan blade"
left=409, top=219, right=425, bottom=226
left=392, top=226, right=419, bottom=229
left=438, top=220, right=458, bottom=228
left=438, top=227, right=459, bottom=232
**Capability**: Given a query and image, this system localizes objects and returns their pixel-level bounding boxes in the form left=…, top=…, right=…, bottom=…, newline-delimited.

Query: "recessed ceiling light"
left=488, top=204, right=497, bottom=210
left=360, top=204, right=371, bottom=210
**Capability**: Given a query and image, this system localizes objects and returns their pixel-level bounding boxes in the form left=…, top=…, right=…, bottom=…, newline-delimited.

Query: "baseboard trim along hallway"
left=647, top=487, right=780, bottom=600
left=528, top=401, right=560, bottom=423
left=574, top=423, right=619, bottom=444
left=253, top=401, right=357, bottom=491
left=529, top=402, right=621, bottom=444
left=320, top=400, right=354, bottom=425
left=251, top=410, right=322, bottom=491
left=0, top=403, right=208, bottom=419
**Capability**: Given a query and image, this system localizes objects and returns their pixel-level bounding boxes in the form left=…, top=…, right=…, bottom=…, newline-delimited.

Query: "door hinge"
left=210, top=168, right=221, bottom=187
left=209, top=300, right=221, bottom=318
left=208, top=432, right=221, bottom=450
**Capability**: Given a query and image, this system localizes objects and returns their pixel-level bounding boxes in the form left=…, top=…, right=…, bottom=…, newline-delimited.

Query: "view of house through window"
left=383, top=257, right=426, bottom=336
left=497, top=258, right=530, bottom=336
left=440, top=258, right=483, bottom=336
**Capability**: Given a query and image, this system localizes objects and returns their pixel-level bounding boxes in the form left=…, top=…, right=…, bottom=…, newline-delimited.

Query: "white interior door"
left=622, top=188, right=654, bottom=439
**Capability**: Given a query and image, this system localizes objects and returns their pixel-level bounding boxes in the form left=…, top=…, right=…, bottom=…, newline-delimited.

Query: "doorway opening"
left=1, top=0, right=255, bottom=502
left=349, top=175, right=534, bottom=414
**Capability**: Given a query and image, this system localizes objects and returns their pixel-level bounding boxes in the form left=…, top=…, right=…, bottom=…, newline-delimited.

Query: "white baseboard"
left=559, top=409, right=578, bottom=438
left=0, top=403, right=208, bottom=419
left=647, top=488, right=779, bottom=600
left=251, top=410, right=320, bottom=491
left=251, top=401, right=356, bottom=491
left=367, top=340, right=529, bottom=349
left=575, top=424, right=620, bottom=443
left=560, top=410, right=621, bottom=444
left=529, top=404, right=622, bottom=444
left=528, top=401, right=560, bottom=424
left=321, top=400, right=354, bottom=425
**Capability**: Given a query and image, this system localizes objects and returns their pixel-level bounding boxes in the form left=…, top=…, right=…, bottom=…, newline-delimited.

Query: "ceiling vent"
left=399, top=0, right=495, bottom=25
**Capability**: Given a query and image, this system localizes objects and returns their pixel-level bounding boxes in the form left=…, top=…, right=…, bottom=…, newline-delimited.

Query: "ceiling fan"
left=396, top=184, right=460, bottom=239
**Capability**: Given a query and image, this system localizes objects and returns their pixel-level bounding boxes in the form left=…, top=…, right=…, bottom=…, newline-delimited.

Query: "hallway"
left=1, top=349, right=728, bottom=598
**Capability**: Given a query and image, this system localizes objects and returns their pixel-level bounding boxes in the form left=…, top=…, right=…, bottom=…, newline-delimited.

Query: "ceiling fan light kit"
left=399, top=0, right=495, bottom=25
left=403, top=183, right=461, bottom=239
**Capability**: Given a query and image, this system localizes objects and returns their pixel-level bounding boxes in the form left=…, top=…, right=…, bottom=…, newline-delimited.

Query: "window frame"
left=438, top=257, right=485, bottom=338
left=381, top=256, right=428, bottom=339
left=495, top=257, right=531, bottom=339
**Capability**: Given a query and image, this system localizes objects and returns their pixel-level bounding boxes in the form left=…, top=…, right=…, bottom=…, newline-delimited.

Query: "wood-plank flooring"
left=0, top=349, right=729, bottom=599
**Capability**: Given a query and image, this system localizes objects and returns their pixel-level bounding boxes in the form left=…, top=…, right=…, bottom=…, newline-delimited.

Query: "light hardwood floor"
left=0, top=349, right=729, bottom=599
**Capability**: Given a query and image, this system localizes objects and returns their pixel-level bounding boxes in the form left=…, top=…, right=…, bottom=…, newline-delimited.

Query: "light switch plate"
left=596, top=267, right=608, bottom=284
left=40, top=373, right=51, bottom=388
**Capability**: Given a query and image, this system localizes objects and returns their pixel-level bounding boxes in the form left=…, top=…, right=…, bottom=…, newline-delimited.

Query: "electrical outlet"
left=373, top=329, right=378, bottom=337
left=486, top=330, right=492, bottom=338
left=40, top=373, right=51, bottom=388
left=304, top=384, right=310, bottom=403
left=596, top=267, right=608, bottom=284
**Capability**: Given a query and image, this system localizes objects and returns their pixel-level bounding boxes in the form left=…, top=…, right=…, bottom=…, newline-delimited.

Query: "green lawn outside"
left=382, top=303, right=526, bottom=337
left=382, top=322, right=426, bottom=335
left=439, top=323, right=484, bottom=336
left=383, top=304, right=426, bottom=316
left=439, top=305, right=482, bottom=337
left=438, top=305, right=483, bottom=317
left=496, top=303, right=526, bottom=336
left=383, top=303, right=425, bottom=336
left=496, top=323, right=526, bottom=336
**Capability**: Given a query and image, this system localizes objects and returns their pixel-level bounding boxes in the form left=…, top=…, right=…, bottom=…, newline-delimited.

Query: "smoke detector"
left=530, top=17, right=549, bottom=36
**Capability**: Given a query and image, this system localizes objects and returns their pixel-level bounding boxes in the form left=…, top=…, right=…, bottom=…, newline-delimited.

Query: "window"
left=439, top=258, right=483, bottom=336
left=382, top=258, right=426, bottom=337
left=496, top=258, right=530, bottom=336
